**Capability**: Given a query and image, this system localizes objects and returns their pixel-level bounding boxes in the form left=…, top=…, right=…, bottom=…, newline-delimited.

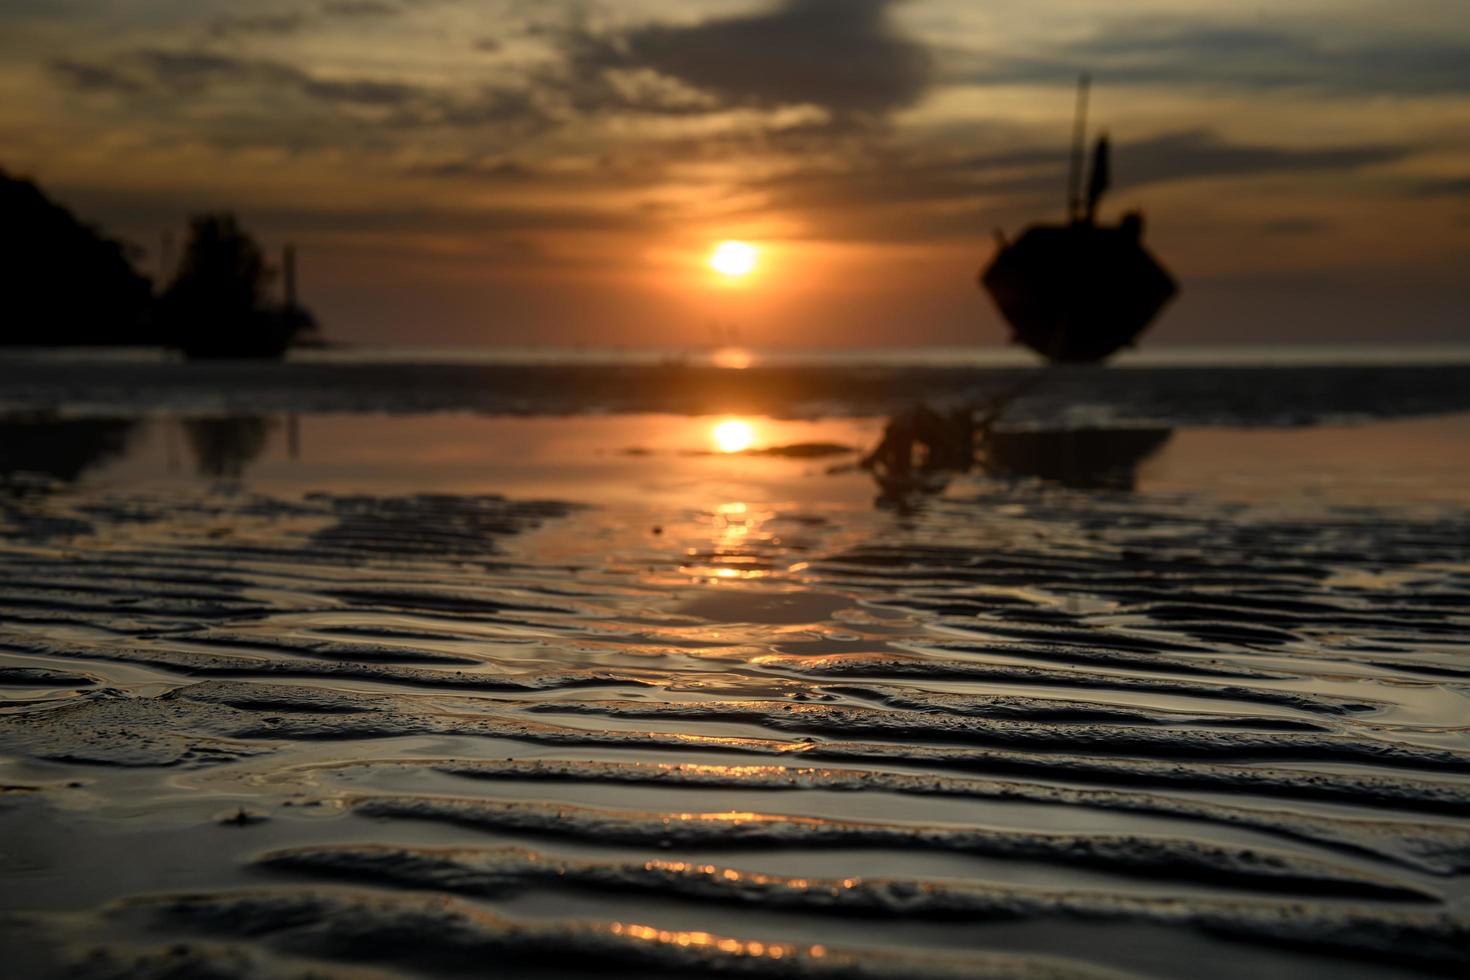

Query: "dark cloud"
left=298, top=75, right=422, bottom=107
left=52, top=181, right=659, bottom=245
left=133, top=49, right=262, bottom=90
left=205, top=2, right=407, bottom=40
left=882, top=130, right=1401, bottom=203
left=378, top=122, right=1406, bottom=243
left=1082, top=25, right=1301, bottom=58
left=408, top=158, right=534, bottom=179
left=266, top=202, right=652, bottom=236
left=48, top=57, right=144, bottom=94
left=1260, top=217, right=1331, bottom=235
left=321, top=0, right=401, bottom=16
left=1114, top=130, right=1403, bottom=188
left=47, top=2, right=929, bottom=158
left=949, top=21, right=1470, bottom=96
left=208, top=13, right=309, bottom=38
left=93, top=48, right=415, bottom=107
left=431, top=87, right=550, bottom=129
left=563, top=0, right=931, bottom=121
left=1413, top=177, right=1470, bottom=196
left=49, top=47, right=550, bottom=131
left=740, top=130, right=1405, bottom=242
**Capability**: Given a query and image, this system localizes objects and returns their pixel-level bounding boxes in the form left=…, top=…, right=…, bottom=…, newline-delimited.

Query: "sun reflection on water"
left=711, top=346, right=754, bottom=370
left=675, top=500, right=781, bottom=581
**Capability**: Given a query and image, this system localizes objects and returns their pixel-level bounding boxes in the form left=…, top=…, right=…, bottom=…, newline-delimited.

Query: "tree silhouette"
left=1, top=169, right=153, bottom=346
left=159, top=213, right=314, bottom=358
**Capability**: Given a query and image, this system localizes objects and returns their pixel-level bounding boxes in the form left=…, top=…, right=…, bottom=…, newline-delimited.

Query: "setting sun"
left=712, top=418, right=755, bottom=453
left=709, top=241, right=758, bottom=278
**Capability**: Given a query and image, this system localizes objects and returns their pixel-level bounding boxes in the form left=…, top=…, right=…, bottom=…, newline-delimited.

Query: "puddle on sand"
left=675, top=590, right=858, bottom=625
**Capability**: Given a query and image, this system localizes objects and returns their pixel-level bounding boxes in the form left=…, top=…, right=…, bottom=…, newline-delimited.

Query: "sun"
left=712, top=418, right=755, bottom=453
left=709, top=240, right=758, bottom=278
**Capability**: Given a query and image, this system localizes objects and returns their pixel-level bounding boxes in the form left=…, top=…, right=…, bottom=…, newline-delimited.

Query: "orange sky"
left=3, top=0, right=1468, bottom=348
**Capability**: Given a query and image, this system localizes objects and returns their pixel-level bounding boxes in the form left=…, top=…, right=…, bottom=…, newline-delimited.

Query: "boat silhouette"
left=980, top=76, right=1177, bottom=363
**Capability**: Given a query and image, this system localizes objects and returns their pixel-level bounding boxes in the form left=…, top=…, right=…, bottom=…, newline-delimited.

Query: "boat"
left=979, top=76, right=1177, bottom=363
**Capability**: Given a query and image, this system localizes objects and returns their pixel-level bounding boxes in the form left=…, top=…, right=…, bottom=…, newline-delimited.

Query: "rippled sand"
left=1, top=410, right=1468, bottom=979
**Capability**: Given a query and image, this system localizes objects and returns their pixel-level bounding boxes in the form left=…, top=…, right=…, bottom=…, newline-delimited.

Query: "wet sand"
left=1, top=404, right=1468, bottom=978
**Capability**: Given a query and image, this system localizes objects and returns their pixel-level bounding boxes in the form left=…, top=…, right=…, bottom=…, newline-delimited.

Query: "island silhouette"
left=1, top=169, right=317, bottom=359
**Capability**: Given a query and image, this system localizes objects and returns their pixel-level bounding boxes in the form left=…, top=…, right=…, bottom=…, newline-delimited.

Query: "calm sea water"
left=8, top=342, right=1470, bottom=368
left=3, top=344, right=1470, bottom=425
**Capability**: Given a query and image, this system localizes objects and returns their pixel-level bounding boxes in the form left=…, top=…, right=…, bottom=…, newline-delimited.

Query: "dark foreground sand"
left=1, top=405, right=1467, bottom=979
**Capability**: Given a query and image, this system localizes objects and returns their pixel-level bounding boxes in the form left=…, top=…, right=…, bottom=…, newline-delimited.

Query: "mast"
left=1066, top=73, right=1091, bottom=222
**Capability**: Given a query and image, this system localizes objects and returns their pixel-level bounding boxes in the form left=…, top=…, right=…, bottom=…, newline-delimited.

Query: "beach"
left=2, top=352, right=1469, bottom=978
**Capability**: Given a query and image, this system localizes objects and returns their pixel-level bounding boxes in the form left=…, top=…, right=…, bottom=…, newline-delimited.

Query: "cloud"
left=110, top=48, right=421, bottom=107
left=1413, top=177, right=1470, bottom=196
left=919, top=129, right=1397, bottom=202
left=1113, top=130, right=1403, bottom=189
left=132, top=49, right=267, bottom=90
left=562, top=0, right=932, bottom=122
left=738, top=129, right=1406, bottom=242
left=298, top=75, right=423, bottom=107
left=207, top=13, right=309, bottom=38
left=949, top=20, right=1470, bottom=96
left=43, top=2, right=931, bottom=164
left=1260, top=217, right=1331, bottom=235
left=204, top=1, right=410, bottom=40
left=48, top=57, right=144, bottom=94
left=321, top=0, right=401, bottom=16
left=52, top=179, right=659, bottom=244
left=429, top=87, right=550, bottom=129
left=49, top=47, right=550, bottom=130
left=408, top=158, right=535, bottom=180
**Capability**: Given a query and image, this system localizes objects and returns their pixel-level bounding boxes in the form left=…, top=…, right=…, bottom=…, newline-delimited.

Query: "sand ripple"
left=1, top=480, right=1468, bottom=978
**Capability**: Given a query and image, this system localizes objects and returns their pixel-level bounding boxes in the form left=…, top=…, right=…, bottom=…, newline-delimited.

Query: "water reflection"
left=182, top=417, right=276, bottom=479
left=683, top=501, right=775, bottom=581
left=861, top=405, right=978, bottom=507
left=0, top=415, right=290, bottom=488
left=2, top=411, right=1459, bottom=512
left=981, top=427, right=1173, bottom=491
left=860, top=401, right=1174, bottom=499
left=0, top=417, right=138, bottom=486
left=709, top=346, right=754, bottom=370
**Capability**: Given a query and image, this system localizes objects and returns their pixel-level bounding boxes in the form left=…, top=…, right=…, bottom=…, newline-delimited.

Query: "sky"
left=2, top=0, right=1468, bottom=349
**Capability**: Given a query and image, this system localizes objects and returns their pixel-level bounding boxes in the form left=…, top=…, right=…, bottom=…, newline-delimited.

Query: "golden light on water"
left=711, top=346, right=753, bottom=369
left=712, top=419, right=755, bottom=453
left=709, top=241, right=758, bottom=278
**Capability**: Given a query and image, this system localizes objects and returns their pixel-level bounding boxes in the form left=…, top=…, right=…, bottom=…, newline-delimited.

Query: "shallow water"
left=1, top=394, right=1468, bottom=978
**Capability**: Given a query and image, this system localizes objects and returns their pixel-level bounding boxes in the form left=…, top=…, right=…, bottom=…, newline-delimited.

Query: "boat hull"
left=981, top=222, right=1177, bottom=363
